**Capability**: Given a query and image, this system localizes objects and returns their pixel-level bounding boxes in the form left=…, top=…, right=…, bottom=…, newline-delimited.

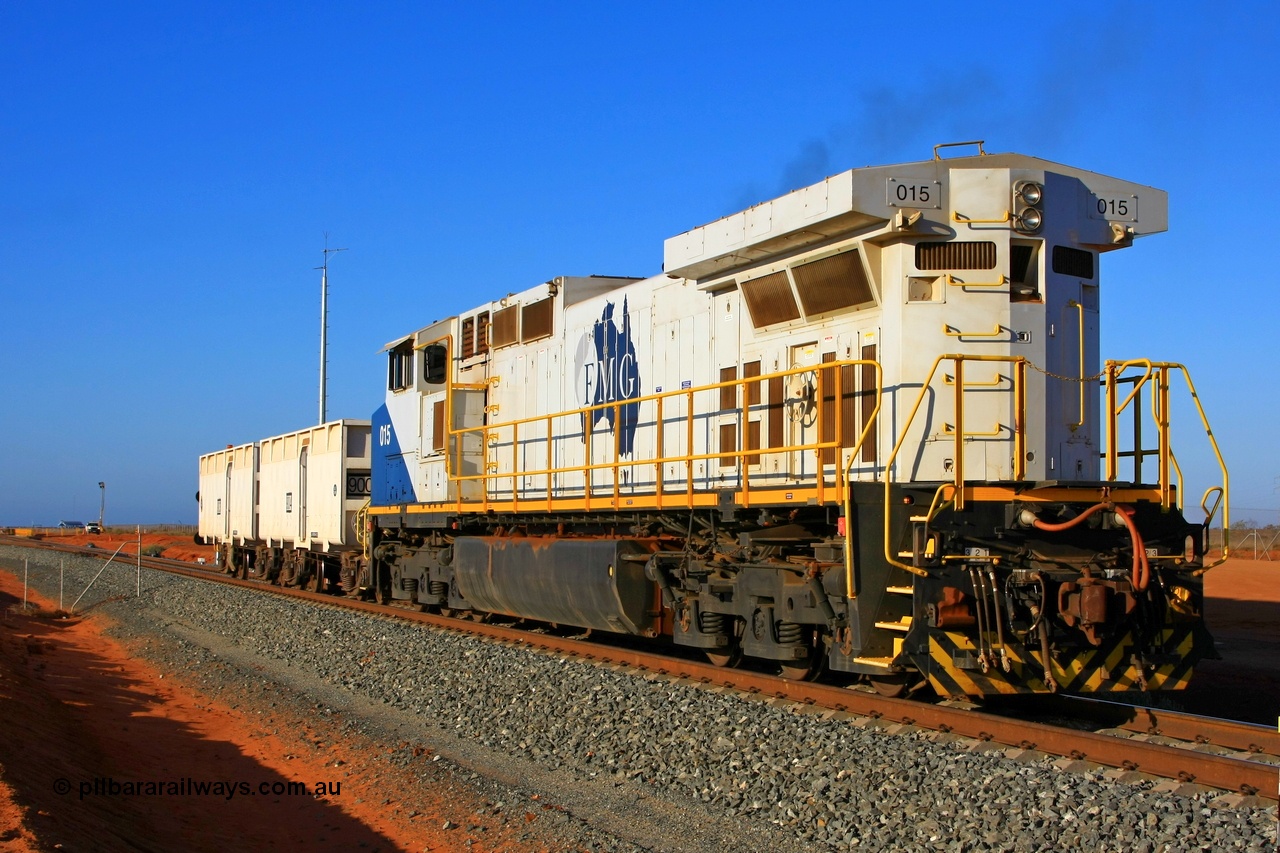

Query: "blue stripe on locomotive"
left=371, top=403, right=415, bottom=506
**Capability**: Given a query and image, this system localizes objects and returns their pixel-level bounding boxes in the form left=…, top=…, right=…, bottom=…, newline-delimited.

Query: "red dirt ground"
left=0, top=570, right=556, bottom=852
left=38, top=530, right=216, bottom=565
left=1187, top=557, right=1280, bottom=723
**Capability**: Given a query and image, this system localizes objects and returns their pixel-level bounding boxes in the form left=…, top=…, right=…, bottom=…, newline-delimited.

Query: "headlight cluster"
left=1013, top=180, right=1043, bottom=234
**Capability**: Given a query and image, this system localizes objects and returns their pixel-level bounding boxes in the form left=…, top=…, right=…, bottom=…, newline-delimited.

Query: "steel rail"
left=3, top=536, right=1276, bottom=800
left=1033, top=694, right=1280, bottom=757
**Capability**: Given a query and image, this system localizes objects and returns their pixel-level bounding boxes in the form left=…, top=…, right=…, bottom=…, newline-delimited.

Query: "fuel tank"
left=453, top=537, right=659, bottom=635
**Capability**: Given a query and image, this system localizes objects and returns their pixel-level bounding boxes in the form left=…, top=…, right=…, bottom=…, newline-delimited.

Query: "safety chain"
left=1022, top=360, right=1109, bottom=384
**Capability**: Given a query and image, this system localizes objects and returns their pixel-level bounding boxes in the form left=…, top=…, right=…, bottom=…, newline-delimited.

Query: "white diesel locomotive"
left=283, top=144, right=1230, bottom=698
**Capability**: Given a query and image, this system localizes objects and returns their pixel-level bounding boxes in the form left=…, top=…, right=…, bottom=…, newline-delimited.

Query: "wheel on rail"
left=779, top=655, right=824, bottom=682
left=869, top=674, right=910, bottom=698
left=705, top=647, right=743, bottom=668
left=778, top=626, right=825, bottom=681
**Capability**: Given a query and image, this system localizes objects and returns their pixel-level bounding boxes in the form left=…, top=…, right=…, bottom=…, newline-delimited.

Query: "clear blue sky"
left=2, top=2, right=1277, bottom=525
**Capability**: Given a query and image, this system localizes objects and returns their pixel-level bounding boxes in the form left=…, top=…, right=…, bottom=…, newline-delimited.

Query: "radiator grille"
left=741, top=271, right=800, bottom=328
left=432, top=401, right=446, bottom=452
left=791, top=250, right=874, bottom=316
left=916, top=241, right=997, bottom=270
left=491, top=305, right=519, bottom=348
left=461, top=316, right=476, bottom=359
left=521, top=297, right=554, bottom=342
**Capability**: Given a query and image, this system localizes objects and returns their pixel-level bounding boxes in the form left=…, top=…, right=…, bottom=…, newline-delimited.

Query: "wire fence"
left=1210, top=507, right=1280, bottom=560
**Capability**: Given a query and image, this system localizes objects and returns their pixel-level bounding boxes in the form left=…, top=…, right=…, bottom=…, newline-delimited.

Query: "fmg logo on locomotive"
left=574, top=297, right=641, bottom=458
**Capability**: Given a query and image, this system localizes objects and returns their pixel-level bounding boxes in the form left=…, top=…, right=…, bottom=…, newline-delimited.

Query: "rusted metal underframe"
left=6, top=536, right=1276, bottom=800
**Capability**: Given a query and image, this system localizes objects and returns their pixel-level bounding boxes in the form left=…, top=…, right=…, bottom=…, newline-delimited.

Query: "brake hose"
left=1030, top=502, right=1150, bottom=591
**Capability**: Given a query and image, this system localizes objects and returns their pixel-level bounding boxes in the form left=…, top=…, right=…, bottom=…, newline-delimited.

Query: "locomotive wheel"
left=779, top=627, right=826, bottom=681
left=779, top=656, right=824, bottom=682
left=705, top=647, right=743, bottom=668
left=869, top=674, right=909, bottom=698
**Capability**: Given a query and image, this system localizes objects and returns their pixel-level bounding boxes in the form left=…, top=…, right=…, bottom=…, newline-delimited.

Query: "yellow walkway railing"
left=1103, top=361, right=1230, bottom=570
left=400, top=337, right=1227, bottom=578
left=881, top=355, right=1229, bottom=576
left=441, top=360, right=882, bottom=516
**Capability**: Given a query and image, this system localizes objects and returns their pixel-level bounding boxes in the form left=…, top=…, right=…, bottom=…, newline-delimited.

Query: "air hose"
left=1029, top=502, right=1150, bottom=591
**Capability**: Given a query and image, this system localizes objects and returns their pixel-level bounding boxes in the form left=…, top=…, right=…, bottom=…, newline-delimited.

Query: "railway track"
left=5, top=535, right=1277, bottom=802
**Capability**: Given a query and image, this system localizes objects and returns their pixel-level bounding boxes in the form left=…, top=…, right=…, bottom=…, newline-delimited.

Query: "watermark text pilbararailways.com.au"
left=54, top=777, right=343, bottom=801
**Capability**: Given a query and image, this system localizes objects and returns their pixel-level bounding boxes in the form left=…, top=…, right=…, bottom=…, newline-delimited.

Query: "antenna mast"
left=317, top=239, right=347, bottom=424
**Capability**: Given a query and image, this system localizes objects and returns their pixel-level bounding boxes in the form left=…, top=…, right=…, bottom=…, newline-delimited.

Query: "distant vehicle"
left=58, top=521, right=86, bottom=530
left=86, top=522, right=102, bottom=535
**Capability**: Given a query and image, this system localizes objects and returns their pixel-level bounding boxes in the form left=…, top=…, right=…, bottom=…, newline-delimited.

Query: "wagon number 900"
left=886, top=178, right=940, bottom=209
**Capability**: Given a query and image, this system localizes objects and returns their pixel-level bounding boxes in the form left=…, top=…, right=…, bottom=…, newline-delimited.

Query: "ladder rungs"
left=886, top=585, right=914, bottom=595
left=853, top=656, right=896, bottom=669
left=897, top=551, right=915, bottom=559
left=909, top=515, right=929, bottom=523
left=874, top=618, right=913, bottom=632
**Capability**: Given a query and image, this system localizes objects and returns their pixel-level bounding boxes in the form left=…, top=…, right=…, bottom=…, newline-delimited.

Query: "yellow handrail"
left=943, top=323, right=1004, bottom=338
left=839, top=362, right=883, bottom=602
left=445, top=360, right=882, bottom=516
left=944, top=423, right=1006, bottom=437
left=1068, top=300, right=1085, bottom=432
left=946, top=274, right=1007, bottom=289
left=1102, top=360, right=1230, bottom=571
left=944, top=372, right=1005, bottom=388
left=1201, top=487, right=1223, bottom=525
left=882, top=354, right=1028, bottom=574
left=951, top=210, right=1010, bottom=225
left=1116, top=359, right=1153, bottom=415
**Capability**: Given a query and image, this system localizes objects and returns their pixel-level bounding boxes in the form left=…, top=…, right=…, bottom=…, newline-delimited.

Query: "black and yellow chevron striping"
left=921, top=626, right=1202, bottom=698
